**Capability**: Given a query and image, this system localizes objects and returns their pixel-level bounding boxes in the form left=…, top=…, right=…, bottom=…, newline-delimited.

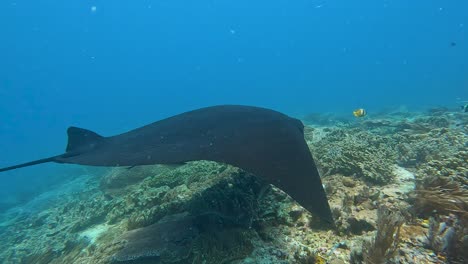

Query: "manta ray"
left=0, top=105, right=334, bottom=224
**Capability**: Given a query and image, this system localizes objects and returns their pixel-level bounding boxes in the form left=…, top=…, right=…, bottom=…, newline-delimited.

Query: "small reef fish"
left=353, top=108, right=367, bottom=118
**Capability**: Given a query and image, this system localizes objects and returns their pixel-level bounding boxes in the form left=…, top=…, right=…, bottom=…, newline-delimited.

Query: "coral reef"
left=190, top=228, right=255, bottom=264
left=411, top=174, right=468, bottom=263
left=425, top=214, right=467, bottom=263
left=358, top=207, right=404, bottom=264
left=0, top=107, right=466, bottom=264
left=302, top=112, right=352, bottom=127
left=112, top=212, right=198, bottom=263
left=100, top=165, right=172, bottom=196
left=412, top=175, right=468, bottom=219
left=309, top=128, right=397, bottom=184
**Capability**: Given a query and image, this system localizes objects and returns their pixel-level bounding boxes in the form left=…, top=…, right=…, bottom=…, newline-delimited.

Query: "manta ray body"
left=0, top=105, right=333, bottom=224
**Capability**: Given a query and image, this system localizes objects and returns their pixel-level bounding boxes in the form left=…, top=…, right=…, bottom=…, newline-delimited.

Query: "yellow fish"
left=315, top=255, right=326, bottom=264
left=353, top=108, right=366, bottom=118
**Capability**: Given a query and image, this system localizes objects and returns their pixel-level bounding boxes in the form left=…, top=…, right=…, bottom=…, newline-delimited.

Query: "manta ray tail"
left=0, top=126, right=103, bottom=173
left=0, top=156, right=59, bottom=173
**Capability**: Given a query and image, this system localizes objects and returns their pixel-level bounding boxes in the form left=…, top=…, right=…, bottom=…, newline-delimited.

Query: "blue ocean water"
left=0, top=1, right=467, bottom=208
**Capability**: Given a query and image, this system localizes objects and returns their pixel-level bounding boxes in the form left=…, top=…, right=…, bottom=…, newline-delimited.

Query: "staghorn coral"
left=309, top=128, right=397, bottom=184
left=393, top=126, right=467, bottom=169
left=416, top=149, right=468, bottom=184
left=360, top=207, right=404, bottom=264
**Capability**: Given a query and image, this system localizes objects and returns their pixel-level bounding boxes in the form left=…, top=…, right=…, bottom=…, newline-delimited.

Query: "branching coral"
left=361, top=207, right=404, bottom=264
left=393, top=128, right=466, bottom=169
left=310, top=128, right=397, bottom=184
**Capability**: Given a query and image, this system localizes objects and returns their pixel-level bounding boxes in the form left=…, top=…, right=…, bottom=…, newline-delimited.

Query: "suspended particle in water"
left=91, top=6, right=97, bottom=13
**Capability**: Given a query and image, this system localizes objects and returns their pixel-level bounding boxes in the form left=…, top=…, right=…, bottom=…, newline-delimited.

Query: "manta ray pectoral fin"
left=66, top=126, right=104, bottom=152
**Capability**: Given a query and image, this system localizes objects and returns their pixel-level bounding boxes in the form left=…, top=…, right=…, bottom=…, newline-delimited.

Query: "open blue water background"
left=0, top=1, right=467, bottom=208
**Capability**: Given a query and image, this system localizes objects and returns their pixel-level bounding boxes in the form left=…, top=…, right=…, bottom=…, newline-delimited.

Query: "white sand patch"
left=393, top=165, right=415, bottom=193
left=379, top=166, right=416, bottom=205
left=79, top=223, right=109, bottom=244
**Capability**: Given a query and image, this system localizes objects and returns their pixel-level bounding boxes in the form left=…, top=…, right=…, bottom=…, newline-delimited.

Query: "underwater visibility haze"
left=0, top=1, right=467, bottom=263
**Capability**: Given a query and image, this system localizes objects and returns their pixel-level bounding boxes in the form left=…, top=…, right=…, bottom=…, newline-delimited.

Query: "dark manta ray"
left=0, top=105, right=334, bottom=224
